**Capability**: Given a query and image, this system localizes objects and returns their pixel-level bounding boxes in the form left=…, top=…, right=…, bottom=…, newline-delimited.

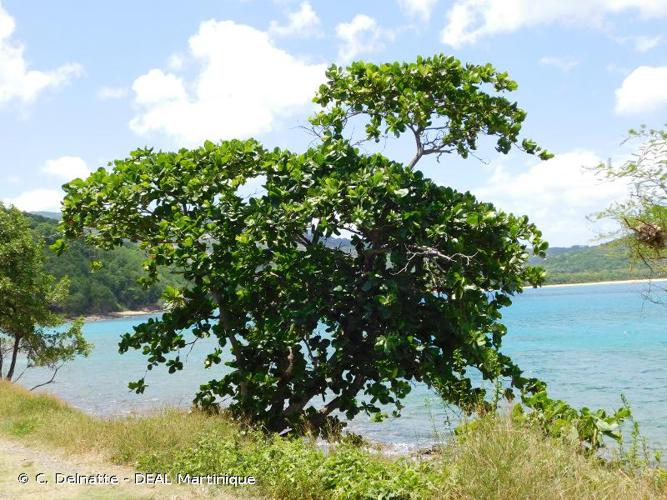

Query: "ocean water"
left=14, top=282, right=667, bottom=452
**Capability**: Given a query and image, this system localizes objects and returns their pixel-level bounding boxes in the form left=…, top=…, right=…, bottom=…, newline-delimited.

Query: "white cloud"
left=97, top=86, right=128, bottom=100
left=473, top=150, right=629, bottom=246
left=615, top=65, right=667, bottom=114
left=632, top=34, right=662, bottom=51
left=336, top=15, right=395, bottom=62
left=2, top=155, right=89, bottom=212
left=132, top=69, right=187, bottom=105
left=129, top=20, right=326, bottom=147
left=269, top=1, right=321, bottom=37
left=42, top=156, right=89, bottom=181
left=613, top=33, right=662, bottom=51
left=6, top=188, right=62, bottom=212
left=397, top=0, right=438, bottom=21
left=539, top=56, right=579, bottom=72
left=0, top=2, right=82, bottom=106
left=441, top=0, right=667, bottom=47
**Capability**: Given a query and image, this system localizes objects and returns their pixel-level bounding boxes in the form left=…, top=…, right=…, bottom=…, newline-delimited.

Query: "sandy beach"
left=542, top=278, right=667, bottom=289
left=80, top=308, right=163, bottom=323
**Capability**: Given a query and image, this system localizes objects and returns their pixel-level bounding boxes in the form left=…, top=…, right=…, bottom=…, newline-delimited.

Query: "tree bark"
left=5, top=334, right=21, bottom=381
left=213, top=292, right=250, bottom=400
left=268, top=346, right=295, bottom=416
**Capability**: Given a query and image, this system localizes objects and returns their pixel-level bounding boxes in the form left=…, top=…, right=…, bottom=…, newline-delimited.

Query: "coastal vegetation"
left=0, top=205, right=90, bottom=387
left=1, top=381, right=665, bottom=499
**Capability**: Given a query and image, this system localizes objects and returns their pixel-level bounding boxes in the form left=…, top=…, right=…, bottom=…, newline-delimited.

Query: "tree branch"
left=318, top=373, right=366, bottom=419
left=30, top=365, right=61, bottom=391
left=392, top=245, right=478, bottom=275
left=407, top=124, right=424, bottom=169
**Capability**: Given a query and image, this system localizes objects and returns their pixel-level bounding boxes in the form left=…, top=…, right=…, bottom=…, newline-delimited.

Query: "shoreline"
left=76, top=278, right=667, bottom=322
left=78, top=308, right=164, bottom=323
left=542, top=278, right=667, bottom=289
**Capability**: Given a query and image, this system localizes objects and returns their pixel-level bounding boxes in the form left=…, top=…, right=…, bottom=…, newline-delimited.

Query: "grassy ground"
left=0, top=436, right=224, bottom=499
left=1, top=380, right=666, bottom=499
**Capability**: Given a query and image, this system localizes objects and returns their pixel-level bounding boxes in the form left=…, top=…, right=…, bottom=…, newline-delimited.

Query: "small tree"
left=595, top=126, right=666, bottom=295
left=0, top=204, right=90, bottom=389
left=59, top=55, right=551, bottom=433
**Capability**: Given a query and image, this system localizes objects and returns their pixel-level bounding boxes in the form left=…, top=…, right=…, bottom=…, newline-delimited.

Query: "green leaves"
left=515, top=389, right=632, bottom=451
left=58, top=54, right=553, bottom=436
left=311, top=54, right=553, bottom=167
left=128, top=378, right=148, bottom=394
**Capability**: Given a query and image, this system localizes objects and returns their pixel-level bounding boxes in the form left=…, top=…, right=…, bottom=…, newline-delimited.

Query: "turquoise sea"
left=15, top=282, right=667, bottom=452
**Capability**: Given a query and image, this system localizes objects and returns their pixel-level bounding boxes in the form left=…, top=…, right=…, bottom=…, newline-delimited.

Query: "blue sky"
left=1, top=0, right=666, bottom=246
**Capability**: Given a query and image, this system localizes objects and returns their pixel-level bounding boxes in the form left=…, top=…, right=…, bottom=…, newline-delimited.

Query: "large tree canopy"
left=59, top=55, right=550, bottom=433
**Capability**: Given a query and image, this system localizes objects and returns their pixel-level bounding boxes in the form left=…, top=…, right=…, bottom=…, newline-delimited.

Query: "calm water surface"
left=16, top=282, right=667, bottom=451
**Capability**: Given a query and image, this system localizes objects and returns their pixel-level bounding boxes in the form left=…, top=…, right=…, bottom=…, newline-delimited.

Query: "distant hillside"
left=25, top=212, right=184, bottom=316
left=30, top=211, right=61, bottom=221
left=535, top=241, right=665, bottom=284
left=322, top=236, right=661, bottom=285
left=325, top=237, right=663, bottom=285
left=24, top=209, right=663, bottom=315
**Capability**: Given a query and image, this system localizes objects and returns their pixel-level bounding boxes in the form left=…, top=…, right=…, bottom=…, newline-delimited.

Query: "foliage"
left=58, top=54, right=552, bottom=434
left=0, top=205, right=91, bottom=388
left=311, top=55, right=553, bottom=167
left=1, top=382, right=665, bottom=500
left=595, top=126, right=666, bottom=295
left=513, top=389, right=631, bottom=452
left=161, top=431, right=436, bottom=499
left=26, top=212, right=183, bottom=315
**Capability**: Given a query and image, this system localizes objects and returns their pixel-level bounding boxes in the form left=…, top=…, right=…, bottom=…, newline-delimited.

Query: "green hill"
left=536, top=241, right=665, bottom=284
left=25, top=212, right=184, bottom=316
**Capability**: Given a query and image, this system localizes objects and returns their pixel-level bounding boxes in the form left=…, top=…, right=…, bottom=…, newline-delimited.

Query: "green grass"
left=1, top=381, right=665, bottom=499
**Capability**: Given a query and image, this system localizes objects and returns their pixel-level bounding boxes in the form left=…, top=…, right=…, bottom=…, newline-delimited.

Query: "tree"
left=58, top=55, right=551, bottom=434
left=0, top=204, right=90, bottom=389
left=595, top=126, right=666, bottom=296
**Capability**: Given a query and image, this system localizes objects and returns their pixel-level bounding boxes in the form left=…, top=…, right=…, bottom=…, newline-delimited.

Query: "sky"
left=0, top=0, right=666, bottom=246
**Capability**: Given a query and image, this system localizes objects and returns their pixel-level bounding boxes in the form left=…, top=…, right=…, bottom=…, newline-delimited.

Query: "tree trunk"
left=5, top=335, right=21, bottom=381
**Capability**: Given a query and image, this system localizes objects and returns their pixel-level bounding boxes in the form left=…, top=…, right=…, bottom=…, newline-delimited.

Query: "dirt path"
left=0, top=437, right=236, bottom=499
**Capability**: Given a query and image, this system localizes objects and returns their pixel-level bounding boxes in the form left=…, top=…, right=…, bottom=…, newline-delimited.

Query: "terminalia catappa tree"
left=59, top=55, right=554, bottom=433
